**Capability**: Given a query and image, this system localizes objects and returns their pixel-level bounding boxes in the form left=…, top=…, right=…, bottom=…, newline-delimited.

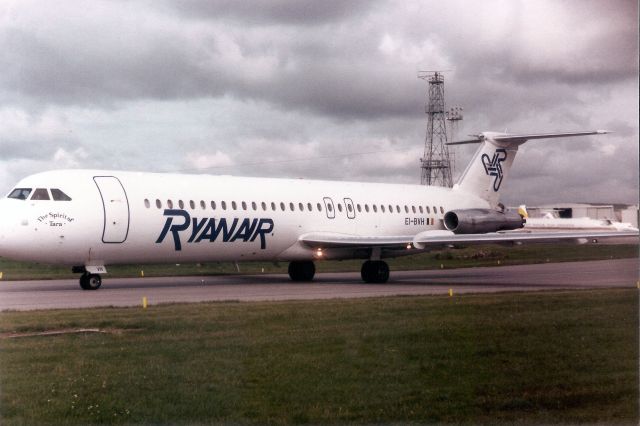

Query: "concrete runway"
left=0, top=258, right=637, bottom=311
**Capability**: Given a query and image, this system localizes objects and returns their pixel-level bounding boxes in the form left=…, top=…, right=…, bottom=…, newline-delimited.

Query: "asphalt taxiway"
left=0, top=258, right=637, bottom=311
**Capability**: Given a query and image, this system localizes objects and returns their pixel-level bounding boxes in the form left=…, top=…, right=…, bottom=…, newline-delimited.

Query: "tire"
left=288, top=261, right=316, bottom=282
left=361, top=260, right=389, bottom=284
left=79, top=273, right=102, bottom=290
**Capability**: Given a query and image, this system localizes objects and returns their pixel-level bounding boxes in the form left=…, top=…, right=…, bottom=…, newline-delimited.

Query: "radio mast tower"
left=418, top=71, right=453, bottom=187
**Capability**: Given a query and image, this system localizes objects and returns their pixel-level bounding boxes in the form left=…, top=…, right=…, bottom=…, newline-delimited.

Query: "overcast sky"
left=0, top=0, right=637, bottom=205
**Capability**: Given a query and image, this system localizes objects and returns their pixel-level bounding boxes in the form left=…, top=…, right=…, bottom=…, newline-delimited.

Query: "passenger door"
left=93, top=176, right=130, bottom=243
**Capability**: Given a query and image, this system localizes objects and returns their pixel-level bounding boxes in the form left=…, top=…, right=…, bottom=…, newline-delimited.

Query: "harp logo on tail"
left=481, top=149, right=507, bottom=191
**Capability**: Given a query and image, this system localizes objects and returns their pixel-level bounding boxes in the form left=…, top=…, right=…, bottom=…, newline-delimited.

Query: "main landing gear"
left=287, top=260, right=390, bottom=284
left=288, top=261, right=316, bottom=282
left=360, top=260, right=390, bottom=283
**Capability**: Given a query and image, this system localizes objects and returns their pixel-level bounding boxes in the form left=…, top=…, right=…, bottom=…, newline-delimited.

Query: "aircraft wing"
left=299, top=229, right=638, bottom=250
left=299, top=232, right=413, bottom=249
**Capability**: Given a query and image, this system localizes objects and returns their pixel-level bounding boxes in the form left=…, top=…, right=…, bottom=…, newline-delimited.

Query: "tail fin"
left=451, top=130, right=609, bottom=207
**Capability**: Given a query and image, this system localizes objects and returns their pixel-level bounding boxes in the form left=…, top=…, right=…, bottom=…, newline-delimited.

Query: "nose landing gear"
left=73, top=266, right=104, bottom=290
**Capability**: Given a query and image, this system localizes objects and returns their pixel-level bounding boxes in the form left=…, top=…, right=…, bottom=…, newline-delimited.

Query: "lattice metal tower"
left=418, top=71, right=453, bottom=187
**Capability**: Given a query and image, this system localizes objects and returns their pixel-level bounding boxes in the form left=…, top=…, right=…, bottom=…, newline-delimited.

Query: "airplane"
left=0, top=130, right=637, bottom=290
left=517, top=205, right=638, bottom=232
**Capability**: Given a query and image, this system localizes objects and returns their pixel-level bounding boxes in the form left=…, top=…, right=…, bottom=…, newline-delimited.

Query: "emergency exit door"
left=93, top=176, right=130, bottom=243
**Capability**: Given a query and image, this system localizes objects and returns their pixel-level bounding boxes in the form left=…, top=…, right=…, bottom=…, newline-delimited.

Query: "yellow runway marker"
left=142, top=297, right=148, bottom=309
left=448, top=288, right=453, bottom=297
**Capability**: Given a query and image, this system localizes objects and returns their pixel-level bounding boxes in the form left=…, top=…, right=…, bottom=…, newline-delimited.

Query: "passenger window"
left=280, top=202, right=285, bottom=211
left=388, top=204, right=392, bottom=213
left=327, top=204, right=333, bottom=212
left=426, top=206, right=431, bottom=214
left=221, top=201, right=227, bottom=210
left=156, top=199, right=162, bottom=209
left=200, top=200, right=206, bottom=210
left=211, top=201, right=217, bottom=210
left=51, top=188, right=72, bottom=201
left=396, top=205, right=400, bottom=213
left=337, top=204, right=343, bottom=212
left=31, top=188, right=50, bottom=200
left=307, top=202, right=312, bottom=211
left=252, top=202, right=257, bottom=211
left=232, top=201, right=237, bottom=210
left=298, top=202, right=304, bottom=211
left=241, top=201, right=247, bottom=210
left=168, top=200, right=174, bottom=209
left=404, top=205, right=409, bottom=213
left=289, top=202, right=295, bottom=211
left=8, top=188, right=32, bottom=200
left=372, top=205, right=377, bottom=213
left=144, top=199, right=150, bottom=208
left=412, top=206, right=416, bottom=213
left=381, top=205, right=385, bottom=213
left=317, top=203, right=322, bottom=212
left=419, top=206, right=423, bottom=214
left=365, top=204, right=369, bottom=213
left=271, top=202, right=276, bottom=211
left=190, top=200, right=196, bottom=209
left=357, top=204, right=362, bottom=213
left=260, top=202, right=266, bottom=211
left=347, top=204, right=353, bottom=213
left=440, top=206, right=445, bottom=214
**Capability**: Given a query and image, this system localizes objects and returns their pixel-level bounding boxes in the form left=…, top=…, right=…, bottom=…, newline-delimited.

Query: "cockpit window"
left=51, top=188, right=72, bottom=201
left=8, top=188, right=32, bottom=200
left=31, top=188, right=50, bottom=200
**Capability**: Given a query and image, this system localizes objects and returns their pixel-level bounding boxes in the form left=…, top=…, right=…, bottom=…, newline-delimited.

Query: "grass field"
left=0, top=243, right=637, bottom=280
left=0, top=289, right=637, bottom=424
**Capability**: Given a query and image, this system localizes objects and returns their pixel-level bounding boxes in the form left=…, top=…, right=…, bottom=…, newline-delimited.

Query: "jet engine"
left=443, top=209, right=525, bottom=234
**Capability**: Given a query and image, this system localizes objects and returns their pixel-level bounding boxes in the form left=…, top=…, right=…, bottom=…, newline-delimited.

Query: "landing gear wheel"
left=361, top=260, right=390, bottom=283
left=288, top=261, right=316, bottom=282
left=79, top=273, right=102, bottom=290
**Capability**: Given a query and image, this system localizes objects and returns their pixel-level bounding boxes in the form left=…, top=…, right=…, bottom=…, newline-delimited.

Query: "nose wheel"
left=79, top=273, right=102, bottom=290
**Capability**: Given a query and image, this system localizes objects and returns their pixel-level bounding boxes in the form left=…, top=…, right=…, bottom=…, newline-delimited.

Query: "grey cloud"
left=162, top=0, right=376, bottom=25
left=0, top=0, right=636, bottom=205
left=0, top=28, right=217, bottom=106
left=0, top=134, right=79, bottom=161
left=2, top=0, right=635, bottom=125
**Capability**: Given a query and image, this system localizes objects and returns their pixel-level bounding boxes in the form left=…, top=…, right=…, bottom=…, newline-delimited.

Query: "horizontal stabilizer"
left=447, top=130, right=609, bottom=145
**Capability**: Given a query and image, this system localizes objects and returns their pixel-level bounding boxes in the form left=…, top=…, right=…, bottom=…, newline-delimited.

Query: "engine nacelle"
left=443, top=209, right=524, bottom=234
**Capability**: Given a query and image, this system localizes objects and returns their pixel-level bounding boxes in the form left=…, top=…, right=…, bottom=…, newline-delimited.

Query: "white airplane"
left=0, top=130, right=636, bottom=290
left=517, top=205, right=638, bottom=232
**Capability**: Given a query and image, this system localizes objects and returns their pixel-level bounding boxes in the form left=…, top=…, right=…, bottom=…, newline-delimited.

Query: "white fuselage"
left=0, top=170, right=485, bottom=267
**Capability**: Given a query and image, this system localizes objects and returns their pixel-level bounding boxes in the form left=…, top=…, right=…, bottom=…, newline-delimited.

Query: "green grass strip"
left=1, top=289, right=637, bottom=424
